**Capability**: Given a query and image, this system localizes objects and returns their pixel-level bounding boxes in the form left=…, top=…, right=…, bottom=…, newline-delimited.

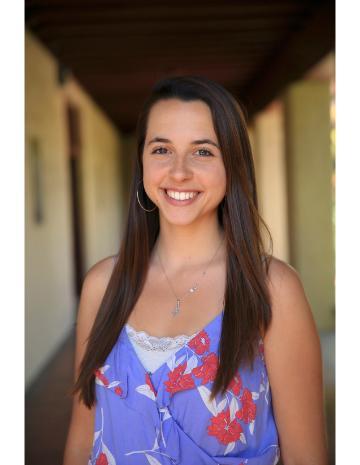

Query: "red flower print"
left=259, top=339, right=264, bottom=354
left=94, top=369, right=109, bottom=387
left=192, top=352, right=219, bottom=384
left=188, top=329, right=210, bottom=355
left=229, top=373, right=242, bottom=396
left=114, top=386, right=123, bottom=396
left=96, top=452, right=108, bottom=465
left=145, top=372, right=156, bottom=395
left=164, top=362, right=195, bottom=394
left=236, top=388, right=257, bottom=423
left=207, top=408, right=243, bottom=444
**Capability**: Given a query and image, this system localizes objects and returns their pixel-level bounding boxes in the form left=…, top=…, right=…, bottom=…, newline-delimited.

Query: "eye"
left=196, top=148, right=214, bottom=157
left=151, top=146, right=169, bottom=155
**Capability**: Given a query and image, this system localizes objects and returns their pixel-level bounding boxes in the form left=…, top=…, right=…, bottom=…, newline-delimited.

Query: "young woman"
left=63, top=76, right=328, bottom=465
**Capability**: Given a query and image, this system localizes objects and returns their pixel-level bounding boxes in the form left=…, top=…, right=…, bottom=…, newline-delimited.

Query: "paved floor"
left=25, top=330, right=335, bottom=465
left=25, top=333, right=75, bottom=465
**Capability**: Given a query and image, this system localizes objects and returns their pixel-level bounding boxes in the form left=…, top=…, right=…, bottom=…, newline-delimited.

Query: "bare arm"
left=264, top=259, right=328, bottom=465
left=63, top=256, right=116, bottom=465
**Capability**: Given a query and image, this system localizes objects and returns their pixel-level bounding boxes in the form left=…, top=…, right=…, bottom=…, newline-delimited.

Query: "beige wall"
left=25, top=30, right=125, bottom=387
left=63, top=81, right=125, bottom=269
left=249, top=73, right=334, bottom=332
left=284, top=80, right=334, bottom=331
left=251, top=101, right=290, bottom=261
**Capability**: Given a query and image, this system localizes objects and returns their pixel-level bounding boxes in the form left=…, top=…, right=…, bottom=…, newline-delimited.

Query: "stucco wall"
left=252, top=101, right=290, bottom=262
left=284, top=80, right=335, bottom=331
left=25, top=30, right=125, bottom=387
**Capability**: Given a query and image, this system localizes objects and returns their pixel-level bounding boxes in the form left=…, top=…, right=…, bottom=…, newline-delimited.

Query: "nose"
left=168, top=153, right=192, bottom=182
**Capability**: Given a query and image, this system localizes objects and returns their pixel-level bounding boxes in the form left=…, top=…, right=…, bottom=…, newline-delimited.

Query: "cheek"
left=143, top=154, right=167, bottom=172
left=143, top=162, right=165, bottom=190
left=206, top=166, right=226, bottom=194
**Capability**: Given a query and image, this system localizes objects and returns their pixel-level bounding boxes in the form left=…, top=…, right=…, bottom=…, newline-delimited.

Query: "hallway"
left=24, top=2, right=335, bottom=463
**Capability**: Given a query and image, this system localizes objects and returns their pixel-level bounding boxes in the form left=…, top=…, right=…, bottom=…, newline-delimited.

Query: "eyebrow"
left=147, top=137, right=220, bottom=149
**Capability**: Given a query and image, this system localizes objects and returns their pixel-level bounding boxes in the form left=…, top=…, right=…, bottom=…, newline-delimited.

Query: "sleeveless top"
left=89, top=310, right=280, bottom=465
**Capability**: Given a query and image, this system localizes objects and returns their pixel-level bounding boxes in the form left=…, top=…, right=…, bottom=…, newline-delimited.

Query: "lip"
left=162, top=187, right=201, bottom=193
left=161, top=188, right=202, bottom=206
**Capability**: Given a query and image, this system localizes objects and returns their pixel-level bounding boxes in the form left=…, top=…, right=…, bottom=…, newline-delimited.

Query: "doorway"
left=66, top=103, right=85, bottom=299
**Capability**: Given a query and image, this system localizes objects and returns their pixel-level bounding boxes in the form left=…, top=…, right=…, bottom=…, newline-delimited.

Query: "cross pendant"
left=171, top=299, right=181, bottom=317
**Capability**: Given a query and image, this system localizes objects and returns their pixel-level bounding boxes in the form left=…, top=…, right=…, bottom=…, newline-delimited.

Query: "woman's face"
left=142, top=98, right=226, bottom=227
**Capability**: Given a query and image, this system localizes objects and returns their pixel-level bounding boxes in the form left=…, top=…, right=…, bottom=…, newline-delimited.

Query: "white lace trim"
left=125, top=323, right=200, bottom=352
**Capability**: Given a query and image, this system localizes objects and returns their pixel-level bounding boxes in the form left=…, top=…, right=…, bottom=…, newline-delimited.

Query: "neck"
left=152, top=215, right=225, bottom=273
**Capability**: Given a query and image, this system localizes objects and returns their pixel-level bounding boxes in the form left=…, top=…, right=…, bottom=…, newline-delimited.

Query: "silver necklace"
left=157, top=237, right=224, bottom=317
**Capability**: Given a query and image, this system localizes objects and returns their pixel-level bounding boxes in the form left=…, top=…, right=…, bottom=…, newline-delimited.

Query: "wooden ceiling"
left=26, top=0, right=335, bottom=133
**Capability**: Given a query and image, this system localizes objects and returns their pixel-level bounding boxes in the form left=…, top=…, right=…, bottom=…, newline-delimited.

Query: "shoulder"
left=267, top=257, right=304, bottom=304
left=78, top=254, right=117, bottom=325
left=258, top=256, right=302, bottom=338
left=262, top=254, right=320, bottom=366
left=83, top=254, right=117, bottom=293
left=263, top=256, right=317, bottom=337
left=263, top=255, right=306, bottom=313
left=74, top=254, right=118, bottom=368
left=265, top=255, right=300, bottom=291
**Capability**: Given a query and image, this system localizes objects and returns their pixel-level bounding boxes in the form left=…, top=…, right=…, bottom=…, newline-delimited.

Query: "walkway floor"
left=26, top=332, right=75, bottom=465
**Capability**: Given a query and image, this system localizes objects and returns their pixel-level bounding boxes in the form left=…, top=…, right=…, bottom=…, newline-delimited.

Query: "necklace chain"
left=157, top=236, right=224, bottom=317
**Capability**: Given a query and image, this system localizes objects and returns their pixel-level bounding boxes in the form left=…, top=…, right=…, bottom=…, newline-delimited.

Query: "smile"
left=162, top=188, right=201, bottom=205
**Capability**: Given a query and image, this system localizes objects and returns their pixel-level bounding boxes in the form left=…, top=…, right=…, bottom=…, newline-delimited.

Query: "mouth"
left=161, top=188, right=202, bottom=205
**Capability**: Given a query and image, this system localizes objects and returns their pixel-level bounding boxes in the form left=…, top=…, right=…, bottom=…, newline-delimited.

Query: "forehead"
left=146, top=98, right=217, bottom=140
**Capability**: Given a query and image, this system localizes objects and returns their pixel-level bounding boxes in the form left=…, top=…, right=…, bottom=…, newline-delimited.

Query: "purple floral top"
left=89, top=310, right=280, bottom=465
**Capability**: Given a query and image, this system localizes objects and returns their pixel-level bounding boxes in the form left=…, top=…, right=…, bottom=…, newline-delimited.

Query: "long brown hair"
left=73, top=76, right=273, bottom=407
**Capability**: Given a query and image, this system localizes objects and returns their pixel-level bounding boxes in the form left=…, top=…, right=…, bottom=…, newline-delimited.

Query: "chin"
left=160, top=213, right=201, bottom=227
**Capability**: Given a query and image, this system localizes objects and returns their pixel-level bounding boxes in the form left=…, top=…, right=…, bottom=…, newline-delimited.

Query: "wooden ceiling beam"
left=50, top=47, right=275, bottom=70
left=26, top=2, right=306, bottom=25
left=25, top=0, right=334, bottom=133
left=44, top=33, right=287, bottom=54
left=81, top=78, right=245, bottom=97
left=239, top=1, right=335, bottom=117
left=68, top=57, right=260, bottom=72
left=29, top=17, right=299, bottom=37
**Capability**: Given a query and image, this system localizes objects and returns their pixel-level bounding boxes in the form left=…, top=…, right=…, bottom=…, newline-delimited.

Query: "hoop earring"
left=136, top=180, right=157, bottom=212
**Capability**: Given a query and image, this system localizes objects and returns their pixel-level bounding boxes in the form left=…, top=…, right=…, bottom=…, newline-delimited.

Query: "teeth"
left=166, top=190, right=198, bottom=201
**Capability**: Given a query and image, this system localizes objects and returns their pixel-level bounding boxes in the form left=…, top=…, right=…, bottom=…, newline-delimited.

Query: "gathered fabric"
left=89, top=310, right=280, bottom=465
